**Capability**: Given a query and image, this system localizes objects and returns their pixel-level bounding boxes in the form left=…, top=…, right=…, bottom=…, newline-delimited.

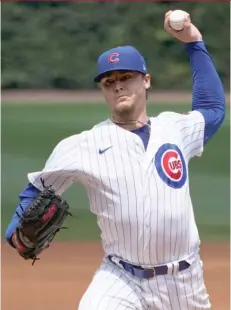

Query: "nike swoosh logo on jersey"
left=99, top=146, right=113, bottom=154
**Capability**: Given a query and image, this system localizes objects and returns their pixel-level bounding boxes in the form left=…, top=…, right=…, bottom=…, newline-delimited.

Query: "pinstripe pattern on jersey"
left=27, top=113, right=210, bottom=309
left=108, top=124, right=126, bottom=257
left=113, top=125, right=134, bottom=262
left=157, top=110, right=205, bottom=161
left=78, top=257, right=211, bottom=310
left=125, top=134, right=140, bottom=264
left=28, top=112, right=205, bottom=267
left=78, top=258, right=147, bottom=310
left=135, top=140, right=151, bottom=265
left=28, top=134, right=86, bottom=194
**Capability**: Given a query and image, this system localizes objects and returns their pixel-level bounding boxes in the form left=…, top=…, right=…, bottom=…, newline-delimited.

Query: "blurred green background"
left=2, top=1, right=230, bottom=90
left=1, top=2, right=230, bottom=242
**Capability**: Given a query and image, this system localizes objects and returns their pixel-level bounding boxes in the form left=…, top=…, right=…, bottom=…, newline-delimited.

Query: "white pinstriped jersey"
left=28, top=110, right=205, bottom=266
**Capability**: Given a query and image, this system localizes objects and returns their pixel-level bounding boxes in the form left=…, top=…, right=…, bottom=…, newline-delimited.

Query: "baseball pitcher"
left=5, top=10, right=225, bottom=310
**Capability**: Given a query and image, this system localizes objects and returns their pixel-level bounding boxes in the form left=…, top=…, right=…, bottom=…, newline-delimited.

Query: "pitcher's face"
left=100, top=71, right=151, bottom=117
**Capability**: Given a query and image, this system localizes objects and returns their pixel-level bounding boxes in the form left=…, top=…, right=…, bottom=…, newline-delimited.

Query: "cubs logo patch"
left=108, top=52, right=119, bottom=63
left=155, top=143, right=187, bottom=189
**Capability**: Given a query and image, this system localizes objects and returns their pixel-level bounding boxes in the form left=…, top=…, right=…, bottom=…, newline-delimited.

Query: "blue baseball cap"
left=94, top=45, right=147, bottom=82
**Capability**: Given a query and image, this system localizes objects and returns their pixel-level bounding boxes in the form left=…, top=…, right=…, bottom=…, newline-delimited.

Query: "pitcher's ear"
left=144, top=74, right=151, bottom=90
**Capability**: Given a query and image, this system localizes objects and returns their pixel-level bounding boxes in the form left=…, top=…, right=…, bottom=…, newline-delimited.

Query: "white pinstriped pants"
left=78, top=256, right=211, bottom=310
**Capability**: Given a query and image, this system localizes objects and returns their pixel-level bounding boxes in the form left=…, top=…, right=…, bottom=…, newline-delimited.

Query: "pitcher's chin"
left=114, top=99, right=134, bottom=114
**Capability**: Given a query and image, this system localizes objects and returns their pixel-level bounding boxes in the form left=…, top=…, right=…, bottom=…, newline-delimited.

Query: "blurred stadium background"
left=1, top=2, right=230, bottom=310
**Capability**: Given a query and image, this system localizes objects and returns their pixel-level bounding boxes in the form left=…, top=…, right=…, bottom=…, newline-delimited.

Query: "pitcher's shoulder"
left=149, top=112, right=180, bottom=129
left=156, top=111, right=183, bottom=122
left=54, top=119, right=111, bottom=147
left=153, top=110, right=204, bottom=126
left=91, top=119, right=112, bottom=130
left=54, top=132, right=85, bottom=148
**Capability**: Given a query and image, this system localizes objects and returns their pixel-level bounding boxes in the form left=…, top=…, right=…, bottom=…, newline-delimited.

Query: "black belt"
left=108, top=256, right=190, bottom=279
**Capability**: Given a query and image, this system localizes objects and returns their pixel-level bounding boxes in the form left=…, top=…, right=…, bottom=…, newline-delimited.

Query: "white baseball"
left=169, top=10, right=189, bottom=31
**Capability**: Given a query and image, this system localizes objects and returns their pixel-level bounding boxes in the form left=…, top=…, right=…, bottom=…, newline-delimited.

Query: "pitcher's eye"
left=104, top=79, right=114, bottom=87
left=120, top=75, right=131, bottom=82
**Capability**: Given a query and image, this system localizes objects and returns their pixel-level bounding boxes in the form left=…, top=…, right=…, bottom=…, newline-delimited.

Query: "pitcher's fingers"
left=184, top=14, right=191, bottom=28
left=164, top=14, right=178, bottom=35
left=164, top=14, right=171, bottom=30
left=165, top=10, right=172, bottom=18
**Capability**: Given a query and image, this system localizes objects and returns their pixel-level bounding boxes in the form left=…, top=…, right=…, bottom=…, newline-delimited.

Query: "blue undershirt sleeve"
left=5, top=183, right=41, bottom=247
left=184, top=41, right=225, bottom=145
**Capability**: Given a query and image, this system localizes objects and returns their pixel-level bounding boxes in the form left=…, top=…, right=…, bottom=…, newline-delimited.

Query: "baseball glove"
left=12, top=178, right=73, bottom=265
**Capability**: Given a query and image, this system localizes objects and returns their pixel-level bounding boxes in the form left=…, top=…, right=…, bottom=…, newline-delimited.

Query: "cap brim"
left=94, top=69, right=130, bottom=83
left=94, top=68, right=146, bottom=83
